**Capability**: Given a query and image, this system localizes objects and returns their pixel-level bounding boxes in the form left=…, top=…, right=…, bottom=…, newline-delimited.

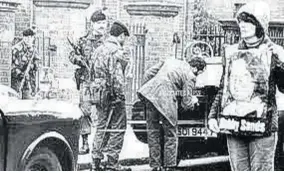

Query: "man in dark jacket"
left=137, top=57, right=206, bottom=170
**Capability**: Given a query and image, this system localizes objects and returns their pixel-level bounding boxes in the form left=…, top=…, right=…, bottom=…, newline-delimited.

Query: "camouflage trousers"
left=11, top=76, right=36, bottom=100
left=227, top=132, right=278, bottom=171
left=145, top=101, right=178, bottom=168
left=92, top=101, right=127, bottom=168
left=79, top=101, right=92, bottom=135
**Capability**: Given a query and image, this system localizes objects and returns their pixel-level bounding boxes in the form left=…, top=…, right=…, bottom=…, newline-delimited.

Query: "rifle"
left=67, top=37, right=84, bottom=56
left=67, top=37, right=92, bottom=90
left=19, top=48, right=36, bottom=99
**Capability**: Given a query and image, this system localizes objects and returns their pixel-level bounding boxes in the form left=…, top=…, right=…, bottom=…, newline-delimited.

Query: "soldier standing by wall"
left=84, top=9, right=108, bottom=50
left=91, top=21, right=131, bottom=171
left=11, top=28, right=40, bottom=99
left=68, top=10, right=108, bottom=155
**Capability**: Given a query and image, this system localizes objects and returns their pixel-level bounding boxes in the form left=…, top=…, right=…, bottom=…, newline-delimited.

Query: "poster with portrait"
left=218, top=45, right=272, bottom=136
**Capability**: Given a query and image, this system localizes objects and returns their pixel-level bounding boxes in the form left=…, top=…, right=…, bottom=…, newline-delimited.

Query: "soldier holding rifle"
left=91, top=21, right=131, bottom=171
left=68, top=10, right=108, bottom=155
left=11, top=28, right=40, bottom=99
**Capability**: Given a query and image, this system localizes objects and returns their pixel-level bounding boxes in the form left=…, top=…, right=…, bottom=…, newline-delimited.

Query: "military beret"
left=23, top=28, right=36, bottom=37
left=110, top=21, right=130, bottom=37
left=90, top=10, right=106, bottom=23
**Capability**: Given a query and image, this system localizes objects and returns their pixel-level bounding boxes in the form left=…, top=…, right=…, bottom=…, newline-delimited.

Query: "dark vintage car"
left=130, top=41, right=284, bottom=170
left=0, top=84, right=81, bottom=171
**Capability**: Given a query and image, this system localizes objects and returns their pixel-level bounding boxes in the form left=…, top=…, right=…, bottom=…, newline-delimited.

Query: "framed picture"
left=218, top=45, right=272, bottom=136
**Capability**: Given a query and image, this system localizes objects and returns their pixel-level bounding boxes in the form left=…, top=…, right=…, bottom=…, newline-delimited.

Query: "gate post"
left=33, top=0, right=92, bottom=78
left=125, top=1, right=182, bottom=69
left=126, top=23, right=147, bottom=104
left=125, top=1, right=182, bottom=103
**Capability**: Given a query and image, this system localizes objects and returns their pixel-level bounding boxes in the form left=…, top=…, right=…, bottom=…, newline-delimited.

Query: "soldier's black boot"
left=151, top=167, right=163, bottom=171
left=91, top=158, right=103, bottom=171
left=79, top=134, right=89, bottom=155
left=104, top=165, right=132, bottom=171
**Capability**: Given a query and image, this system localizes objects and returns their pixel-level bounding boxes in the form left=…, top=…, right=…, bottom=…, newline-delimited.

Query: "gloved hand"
left=208, top=118, right=220, bottom=133
left=192, top=96, right=199, bottom=106
left=181, top=96, right=199, bottom=112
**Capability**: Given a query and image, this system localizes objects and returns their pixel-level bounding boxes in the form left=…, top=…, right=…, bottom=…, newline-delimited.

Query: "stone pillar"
left=0, top=1, right=20, bottom=87
left=0, top=1, right=20, bottom=42
left=125, top=1, right=182, bottom=70
left=15, top=0, right=33, bottom=37
left=33, top=0, right=92, bottom=78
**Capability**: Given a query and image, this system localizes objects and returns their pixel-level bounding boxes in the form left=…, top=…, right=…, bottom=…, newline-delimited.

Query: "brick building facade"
left=7, top=0, right=284, bottom=80
left=205, top=0, right=284, bottom=21
left=11, top=0, right=196, bottom=79
left=11, top=0, right=93, bottom=79
left=33, top=1, right=91, bottom=78
left=15, top=0, right=32, bottom=37
left=92, top=0, right=194, bottom=69
left=0, top=1, right=20, bottom=86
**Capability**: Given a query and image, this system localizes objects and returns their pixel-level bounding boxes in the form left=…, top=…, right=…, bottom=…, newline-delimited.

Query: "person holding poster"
left=208, top=1, right=284, bottom=171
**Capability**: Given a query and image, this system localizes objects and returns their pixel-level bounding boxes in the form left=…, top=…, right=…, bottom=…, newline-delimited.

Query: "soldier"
left=69, top=39, right=94, bottom=154
left=11, top=28, right=40, bottom=99
left=91, top=21, right=131, bottom=171
left=69, top=9, right=108, bottom=155
left=82, top=9, right=108, bottom=50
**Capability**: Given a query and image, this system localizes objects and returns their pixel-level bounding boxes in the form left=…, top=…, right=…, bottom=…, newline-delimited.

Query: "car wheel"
left=24, top=147, right=62, bottom=171
left=132, top=101, right=148, bottom=144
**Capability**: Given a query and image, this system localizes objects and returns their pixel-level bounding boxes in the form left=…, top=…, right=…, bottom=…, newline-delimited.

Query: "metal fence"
left=125, top=23, right=147, bottom=106
left=192, top=22, right=284, bottom=56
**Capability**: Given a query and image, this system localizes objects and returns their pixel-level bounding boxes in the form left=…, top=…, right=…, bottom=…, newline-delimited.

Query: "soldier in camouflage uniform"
left=11, top=28, right=40, bottom=99
left=91, top=21, right=131, bottom=171
left=83, top=9, right=108, bottom=50
left=69, top=10, right=108, bottom=155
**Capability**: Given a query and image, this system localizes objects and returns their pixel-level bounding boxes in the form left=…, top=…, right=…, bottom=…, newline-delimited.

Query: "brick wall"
left=0, top=11, right=15, bottom=86
left=205, top=0, right=284, bottom=21
left=142, top=16, right=177, bottom=68
left=92, top=0, right=195, bottom=69
left=89, top=0, right=196, bottom=117
left=34, top=6, right=87, bottom=79
left=15, top=0, right=32, bottom=37
left=103, top=0, right=120, bottom=19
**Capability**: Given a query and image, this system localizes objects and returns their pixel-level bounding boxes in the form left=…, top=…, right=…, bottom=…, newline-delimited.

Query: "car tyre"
left=24, top=147, right=62, bottom=171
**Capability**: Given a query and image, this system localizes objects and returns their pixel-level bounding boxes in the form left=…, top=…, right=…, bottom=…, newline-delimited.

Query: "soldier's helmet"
left=90, top=9, right=106, bottom=23
left=23, top=28, right=36, bottom=37
left=110, top=21, right=130, bottom=37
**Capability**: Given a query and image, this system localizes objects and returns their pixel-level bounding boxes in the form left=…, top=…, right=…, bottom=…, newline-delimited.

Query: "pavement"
left=77, top=124, right=150, bottom=170
left=77, top=123, right=230, bottom=171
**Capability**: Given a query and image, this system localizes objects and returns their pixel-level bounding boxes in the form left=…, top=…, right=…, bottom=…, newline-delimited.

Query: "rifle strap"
left=19, top=48, right=36, bottom=97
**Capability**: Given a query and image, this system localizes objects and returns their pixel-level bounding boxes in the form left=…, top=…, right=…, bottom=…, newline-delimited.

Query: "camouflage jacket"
left=11, top=41, right=40, bottom=92
left=81, top=31, right=105, bottom=50
left=69, top=52, right=94, bottom=85
left=92, top=36, right=129, bottom=102
left=69, top=32, right=106, bottom=90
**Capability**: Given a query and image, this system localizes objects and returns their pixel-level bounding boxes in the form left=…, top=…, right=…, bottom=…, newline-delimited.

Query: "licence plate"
left=177, top=127, right=217, bottom=137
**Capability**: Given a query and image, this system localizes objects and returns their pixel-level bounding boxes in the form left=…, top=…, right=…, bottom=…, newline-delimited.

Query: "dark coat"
left=138, top=59, right=197, bottom=126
